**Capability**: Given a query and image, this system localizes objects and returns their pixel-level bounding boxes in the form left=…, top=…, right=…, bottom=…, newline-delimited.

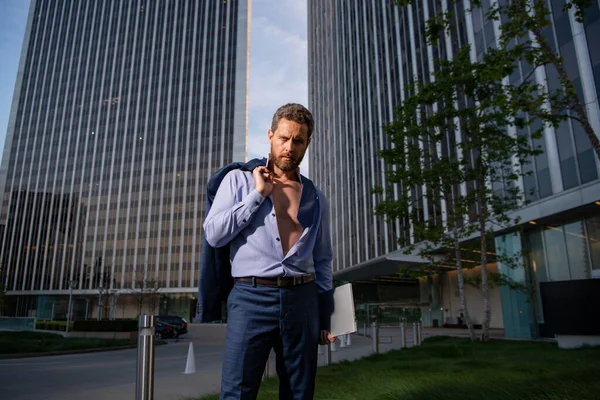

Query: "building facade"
left=0, top=0, right=250, bottom=320
left=308, top=0, right=600, bottom=338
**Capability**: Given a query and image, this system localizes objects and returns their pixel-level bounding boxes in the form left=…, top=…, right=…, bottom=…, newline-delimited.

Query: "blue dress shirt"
left=203, top=169, right=333, bottom=294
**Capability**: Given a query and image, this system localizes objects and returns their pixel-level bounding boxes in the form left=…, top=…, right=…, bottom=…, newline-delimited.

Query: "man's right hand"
left=253, top=166, right=273, bottom=197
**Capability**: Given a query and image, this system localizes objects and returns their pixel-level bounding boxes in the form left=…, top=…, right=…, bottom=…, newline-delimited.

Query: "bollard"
left=412, top=322, right=418, bottom=347
left=345, top=333, right=351, bottom=346
left=323, top=343, right=332, bottom=366
left=417, top=322, right=422, bottom=345
left=136, top=315, right=155, bottom=400
left=371, top=322, right=379, bottom=354
left=340, top=334, right=346, bottom=348
left=399, top=316, right=402, bottom=328
left=363, top=322, right=367, bottom=337
left=400, top=322, right=406, bottom=348
left=331, top=339, right=337, bottom=352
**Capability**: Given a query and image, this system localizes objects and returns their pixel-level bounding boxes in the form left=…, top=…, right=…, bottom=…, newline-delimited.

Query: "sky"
left=0, top=0, right=309, bottom=176
left=0, top=0, right=30, bottom=165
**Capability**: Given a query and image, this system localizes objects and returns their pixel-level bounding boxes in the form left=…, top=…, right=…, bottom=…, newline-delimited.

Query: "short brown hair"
left=271, top=103, right=314, bottom=138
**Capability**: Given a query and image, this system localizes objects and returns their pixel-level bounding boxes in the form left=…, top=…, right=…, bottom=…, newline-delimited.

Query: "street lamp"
left=65, top=280, right=77, bottom=337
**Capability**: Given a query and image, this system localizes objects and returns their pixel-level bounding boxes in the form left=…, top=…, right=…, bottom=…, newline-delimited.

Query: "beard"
left=273, top=151, right=304, bottom=172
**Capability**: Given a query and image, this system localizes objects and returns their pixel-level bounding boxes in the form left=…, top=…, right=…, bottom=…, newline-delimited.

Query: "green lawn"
left=0, top=331, right=136, bottom=355
left=193, top=336, right=600, bottom=400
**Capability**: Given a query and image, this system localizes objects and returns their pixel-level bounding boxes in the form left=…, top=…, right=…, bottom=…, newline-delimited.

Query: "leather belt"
left=235, top=273, right=315, bottom=288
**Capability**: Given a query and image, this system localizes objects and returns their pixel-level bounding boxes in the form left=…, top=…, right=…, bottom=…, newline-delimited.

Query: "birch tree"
left=383, top=0, right=596, bottom=341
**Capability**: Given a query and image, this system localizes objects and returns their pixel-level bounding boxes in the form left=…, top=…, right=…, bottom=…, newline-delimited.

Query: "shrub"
left=36, top=321, right=72, bottom=332
left=73, top=319, right=138, bottom=332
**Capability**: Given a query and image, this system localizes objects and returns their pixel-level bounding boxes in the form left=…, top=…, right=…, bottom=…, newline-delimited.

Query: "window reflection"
left=529, top=216, right=597, bottom=284
left=585, top=215, right=600, bottom=277
left=563, top=221, right=590, bottom=280
left=543, top=225, right=571, bottom=281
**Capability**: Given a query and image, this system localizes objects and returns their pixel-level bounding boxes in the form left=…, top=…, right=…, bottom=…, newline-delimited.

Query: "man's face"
left=268, top=118, right=311, bottom=172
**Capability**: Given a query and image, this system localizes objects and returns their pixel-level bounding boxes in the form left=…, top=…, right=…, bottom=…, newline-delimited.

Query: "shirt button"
left=255, top=201, right=260, bottom=205
left=271, top=213, right=275, bottom=217
left=243, top=219, right=247, bottom=223
left=276, top=238, right=280, bottom=241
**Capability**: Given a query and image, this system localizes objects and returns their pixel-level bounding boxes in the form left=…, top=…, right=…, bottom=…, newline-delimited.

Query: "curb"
left=0, top=341, right=168, bottom=360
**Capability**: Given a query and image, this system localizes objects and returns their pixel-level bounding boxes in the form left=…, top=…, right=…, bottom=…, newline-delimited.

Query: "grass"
left=0, top=331, right=136, bottom=355
left=192, top=336, right=600, bottom=400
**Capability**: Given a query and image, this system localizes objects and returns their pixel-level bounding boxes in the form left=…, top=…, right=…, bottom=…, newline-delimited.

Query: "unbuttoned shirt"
left=202, top=169, right=333, bottom=294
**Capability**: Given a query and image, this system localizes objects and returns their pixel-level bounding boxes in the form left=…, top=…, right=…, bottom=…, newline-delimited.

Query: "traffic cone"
left=183, top=342, right=196, bottom=374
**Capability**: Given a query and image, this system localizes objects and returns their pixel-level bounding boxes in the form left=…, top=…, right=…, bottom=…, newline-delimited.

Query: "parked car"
left=154, top=320, right=177, bottom=340
left=157, top=315, right=188, bottom=336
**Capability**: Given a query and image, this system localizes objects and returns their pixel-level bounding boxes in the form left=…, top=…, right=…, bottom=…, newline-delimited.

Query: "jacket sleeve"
left=203, top=170, right=266, bottom=248
left=313, top=192, right=334, bottom=332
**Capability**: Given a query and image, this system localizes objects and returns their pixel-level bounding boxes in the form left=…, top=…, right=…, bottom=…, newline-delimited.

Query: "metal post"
left=66, top=284, right=74, bottom=337
left=51, top=302, right=55, bottom=321
left=136, top=315, right=155, bottom=400
left=323, top=343, right=331, bottom=366
left=340, top=334, right=346, bottom=348
left=85, top=299, right=89, bottom=320
left=363, top=322, right=367, bottom=336
left=417, top=322, right=422, bottom=345
left=372, top=322, right=379, bottom=354
left=400, top=322, right=406, bottom=348
left=97, top=288, right=102, bottom=321
left=413, top=322, right=418, bottom=347
left=366, top=306, right=370, bottom=337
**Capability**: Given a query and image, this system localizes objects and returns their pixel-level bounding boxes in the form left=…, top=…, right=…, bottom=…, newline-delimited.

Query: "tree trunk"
left=454, top=231, right=476, bottom=341
left=137, top=296, right=144, bottom=317
left=478, top=192, right=491, bottom=342
left=533, top=29, right=600, bottom=161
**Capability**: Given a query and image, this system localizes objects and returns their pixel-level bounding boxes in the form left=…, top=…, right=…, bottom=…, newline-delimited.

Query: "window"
left=543, top=226, right=570, bottom=281
left=585, top=215, right=600, bottom=277
left=563, top=221, right=591, bottom=280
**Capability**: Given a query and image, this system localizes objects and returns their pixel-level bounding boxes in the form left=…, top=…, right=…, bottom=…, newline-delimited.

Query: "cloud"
left=251, top=0, right=307, bottom=34
left=248, top=1, right=309, bottom=176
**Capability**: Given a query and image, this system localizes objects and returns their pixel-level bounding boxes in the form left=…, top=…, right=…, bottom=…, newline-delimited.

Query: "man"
left=203, top=103, right=335, bottom=400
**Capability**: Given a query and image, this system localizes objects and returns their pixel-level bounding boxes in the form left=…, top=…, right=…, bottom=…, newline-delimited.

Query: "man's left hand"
left=319, top=330, right=336, bottom=345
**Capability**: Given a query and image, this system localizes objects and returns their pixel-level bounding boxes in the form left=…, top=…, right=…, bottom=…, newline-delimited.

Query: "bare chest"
left=271, top=181, right=303, bottom=255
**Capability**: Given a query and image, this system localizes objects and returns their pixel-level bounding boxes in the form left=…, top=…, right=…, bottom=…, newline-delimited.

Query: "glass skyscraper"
left=308, top=0, right=600, bottom=338
left=0, top=0, right=250, bottom=319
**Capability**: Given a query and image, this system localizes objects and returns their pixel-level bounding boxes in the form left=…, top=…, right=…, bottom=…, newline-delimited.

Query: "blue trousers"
left=220, top=281, right=320, bottom=400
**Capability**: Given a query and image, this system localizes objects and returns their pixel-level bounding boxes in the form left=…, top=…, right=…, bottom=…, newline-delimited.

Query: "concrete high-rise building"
left=0, top=0, right=251, bottom=320
left=308, top=0, right=600, bottom=340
